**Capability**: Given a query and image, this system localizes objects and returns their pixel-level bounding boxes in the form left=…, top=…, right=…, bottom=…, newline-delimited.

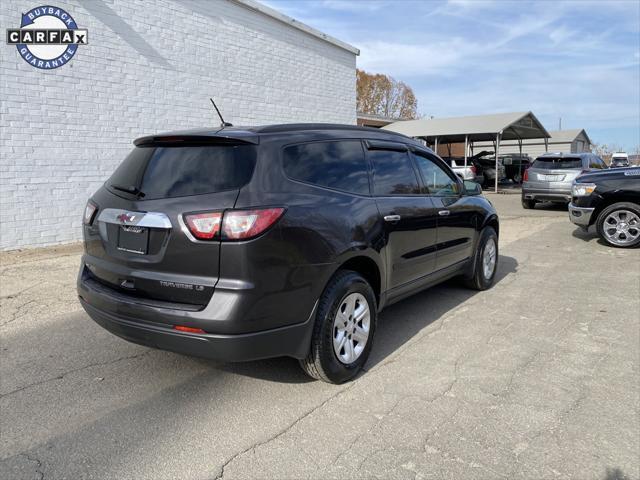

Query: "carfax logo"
left=6, top=5, right=88, bottom=69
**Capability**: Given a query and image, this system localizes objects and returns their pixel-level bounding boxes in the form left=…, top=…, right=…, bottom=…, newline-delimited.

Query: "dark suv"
left=78, top=124, right=499, bottom=383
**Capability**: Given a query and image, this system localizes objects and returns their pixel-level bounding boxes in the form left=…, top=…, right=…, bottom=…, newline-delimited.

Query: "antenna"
left=210, top=98, right=233, bottom=128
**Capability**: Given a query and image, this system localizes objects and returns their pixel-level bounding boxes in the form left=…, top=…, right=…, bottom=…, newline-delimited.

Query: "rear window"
left=533, top=157, right=582, bottom=170
left=107, top=146, right=152, bottom=190
left=283, top=140, right=369, bottom=195
left=107, top=145, right=256, bottom=200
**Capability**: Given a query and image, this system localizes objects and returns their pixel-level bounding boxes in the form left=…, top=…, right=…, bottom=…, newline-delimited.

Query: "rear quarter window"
left=282, top=140, right=370, bottom=195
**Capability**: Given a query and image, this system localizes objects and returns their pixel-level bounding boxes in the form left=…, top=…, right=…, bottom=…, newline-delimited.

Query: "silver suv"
left=522, top=152, right=607, bottom=209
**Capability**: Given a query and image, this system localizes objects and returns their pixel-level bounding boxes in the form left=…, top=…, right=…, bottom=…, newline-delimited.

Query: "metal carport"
left=382, top=112, right=551, bottom=192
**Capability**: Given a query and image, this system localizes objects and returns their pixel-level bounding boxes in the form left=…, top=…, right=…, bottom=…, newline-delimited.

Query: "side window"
left=413, top=152, right=460, bottom=196
left=368, top=149, right=421, bottom=195
left=283, top=140, right=369, bottom=195
left=589, top=155, right=601, bottom=169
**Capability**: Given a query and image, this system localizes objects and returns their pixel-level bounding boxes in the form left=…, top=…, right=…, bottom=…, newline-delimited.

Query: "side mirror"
left=464, top=180, right=482, bottom=196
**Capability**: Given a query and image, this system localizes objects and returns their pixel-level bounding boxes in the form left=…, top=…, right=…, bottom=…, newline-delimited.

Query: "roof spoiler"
left=133, top=134, right=259, bottom=147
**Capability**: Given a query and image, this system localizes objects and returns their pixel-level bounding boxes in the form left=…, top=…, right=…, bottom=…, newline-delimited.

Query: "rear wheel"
left=463, top=226, right=498, bottom=291
left=512, top=172, right=523, bottom=184
left=300, top=270, right=377, bottom=384
left=522, top=198, right=536, bottom=209
left=596, top=202, right=640, bottom=248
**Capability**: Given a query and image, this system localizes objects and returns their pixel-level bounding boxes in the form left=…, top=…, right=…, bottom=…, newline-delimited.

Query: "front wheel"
left=463, top=226, right=499, bottom=290
left=299, top=270, right=377, bottom=384
left=596, top=202, right=640, bottom=248
left=522, top=198, right=536, bottom=209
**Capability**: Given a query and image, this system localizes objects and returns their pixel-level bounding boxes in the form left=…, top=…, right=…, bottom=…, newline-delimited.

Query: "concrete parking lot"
left=1, top=193, right=638, bottom=480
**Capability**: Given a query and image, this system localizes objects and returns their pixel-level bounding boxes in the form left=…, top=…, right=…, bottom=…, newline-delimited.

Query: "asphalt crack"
left=213, top=381, right=357, bottom=480
left=19, top=453, right=44, bottom=480
left=1, top=299, right=38, bottom=327
left=329, top=394, right=405, bottom=469
left=0, top=351, right=151, bottom=399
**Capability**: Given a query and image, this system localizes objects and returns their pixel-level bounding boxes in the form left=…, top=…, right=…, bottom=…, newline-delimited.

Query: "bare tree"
left=357, top=69, right=418, bottom=120
left=590, top=142, right=625, bottom=163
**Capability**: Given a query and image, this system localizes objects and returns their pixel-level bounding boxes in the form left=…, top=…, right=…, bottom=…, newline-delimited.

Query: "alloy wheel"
left=483, top=238, right=497, bottom=279
left=603, top=210, right=640, bottom=246
left=332, top=293, right=370, bottom=364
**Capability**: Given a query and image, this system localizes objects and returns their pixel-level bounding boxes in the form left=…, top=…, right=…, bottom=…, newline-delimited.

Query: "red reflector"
left=184, top=212, right=222, bottom=240
left=174, top=325, right=205, bottom=334
left=222, top=208, right=285, bottom=240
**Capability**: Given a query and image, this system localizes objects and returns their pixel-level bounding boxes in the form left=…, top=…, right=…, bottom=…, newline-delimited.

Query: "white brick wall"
left=0, top=0, right=357, bottom=250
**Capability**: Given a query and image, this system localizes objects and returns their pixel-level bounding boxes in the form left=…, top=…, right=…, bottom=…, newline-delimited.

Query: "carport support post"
left=434, top=137, right=439, bottom=155
left=544, top=137, right=549, bottom=152
left=464, top=134, right=468, bottom=167
left=495, top=132, right=501, bottom=193
left=518, top=138, right=523, bottom=180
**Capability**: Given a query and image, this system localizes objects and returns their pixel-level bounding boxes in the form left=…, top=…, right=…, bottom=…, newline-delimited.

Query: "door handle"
left=438, top=210, right=450, bottom=216
left=384, top=215, right=401, bottom=222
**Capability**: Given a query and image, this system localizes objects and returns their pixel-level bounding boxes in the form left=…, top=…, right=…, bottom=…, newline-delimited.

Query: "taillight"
left=183, top=208, right=285, bottom=241
left=222, top=208, right=285, bottom=240
left=523, top=169, right=529, bottom=182
left=184, top=212, right=222, bottom=240
left=470, top=165, right=477, bottom=175
left=83, top=201, right=98, bottom=225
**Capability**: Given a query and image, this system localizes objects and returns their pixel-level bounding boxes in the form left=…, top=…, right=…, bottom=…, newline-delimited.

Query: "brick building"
left=0, top=0, right=359, bottom=249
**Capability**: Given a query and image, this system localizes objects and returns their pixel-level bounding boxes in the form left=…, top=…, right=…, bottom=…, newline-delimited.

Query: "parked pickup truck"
left=441, top=157, right=485, bottom=184
left=569, top=167, right=640, bottom=248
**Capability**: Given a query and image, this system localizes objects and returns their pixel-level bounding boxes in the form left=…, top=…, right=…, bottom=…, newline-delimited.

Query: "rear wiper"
left=110, top=184, right=145, bottom=197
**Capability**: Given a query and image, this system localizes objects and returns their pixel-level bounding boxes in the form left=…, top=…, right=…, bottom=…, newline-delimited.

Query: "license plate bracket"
left=117, top=226, right=149, bottom=254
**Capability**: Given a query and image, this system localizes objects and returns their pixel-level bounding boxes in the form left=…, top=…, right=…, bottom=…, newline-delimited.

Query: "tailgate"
left=83, top=141, right=257, bottom=306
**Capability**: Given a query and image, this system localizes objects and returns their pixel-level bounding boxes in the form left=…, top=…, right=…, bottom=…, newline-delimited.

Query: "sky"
left=262, top=0, right=640, bottom=151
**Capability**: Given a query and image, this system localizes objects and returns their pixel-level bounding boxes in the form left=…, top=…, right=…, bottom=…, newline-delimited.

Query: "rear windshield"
left=533, top=157, right=582, bottom=170
left=107, top=145, right=256, bottom=199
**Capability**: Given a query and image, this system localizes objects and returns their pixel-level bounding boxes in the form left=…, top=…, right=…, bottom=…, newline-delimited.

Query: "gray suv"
left=522, top=152, right=607, bottom=209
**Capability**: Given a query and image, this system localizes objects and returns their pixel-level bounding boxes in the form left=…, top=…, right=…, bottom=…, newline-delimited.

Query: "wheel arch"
left=590, top=194, right=640, bottom=226
left=481, top=213, right=500, bottom=237
left=332, top=254, right=383, bottom=307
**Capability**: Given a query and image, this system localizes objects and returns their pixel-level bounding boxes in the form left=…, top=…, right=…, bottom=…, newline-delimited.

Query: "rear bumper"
left=77, top=264, right=317, bottom=361
left=568, top=203, right=595, bottom=227
left=522, top=187, right=572, bottom=203
left=80, top=297, right=315, bottom=362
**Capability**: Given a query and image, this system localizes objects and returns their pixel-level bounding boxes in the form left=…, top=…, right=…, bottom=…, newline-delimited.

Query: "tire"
left=299, top=270, right=377, bottom=384
left=463, top=226, right=499, bottom=291
left=596, top=202, right=640, bottom=248
left=512, top=172, right=523, bottom=184
left=522, top=198, right=536, bottom=209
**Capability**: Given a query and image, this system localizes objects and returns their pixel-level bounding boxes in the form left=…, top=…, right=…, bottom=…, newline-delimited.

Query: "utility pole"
left=558, top=117, right=562, bottom=131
